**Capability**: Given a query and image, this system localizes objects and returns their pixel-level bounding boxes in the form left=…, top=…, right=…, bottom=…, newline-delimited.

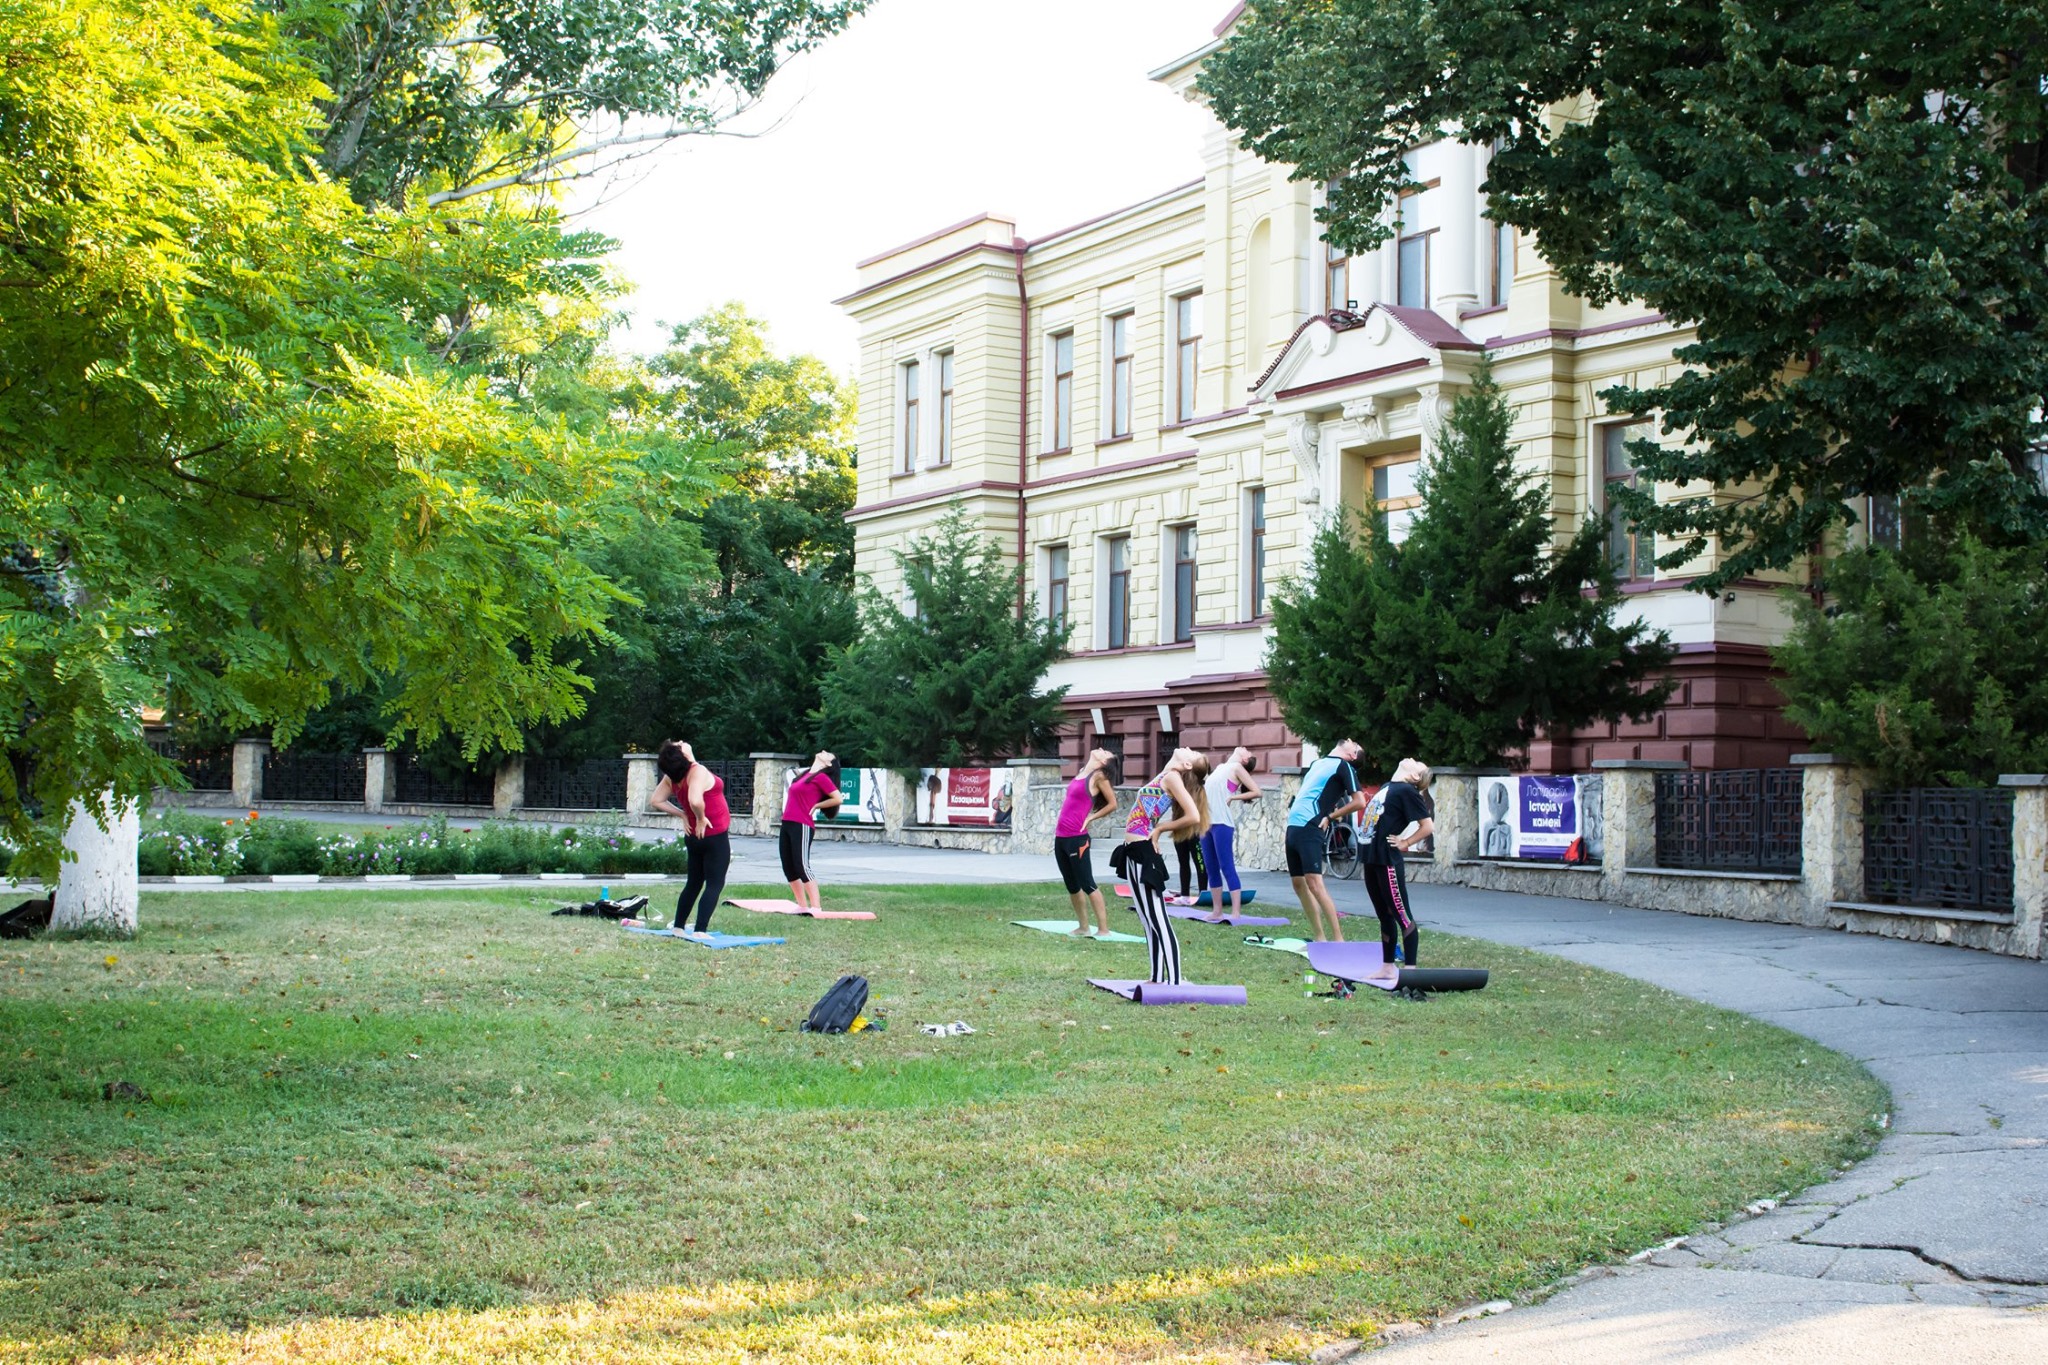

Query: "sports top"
left=1055, top=772, right=1097, bottom=838
left=1124, top=783, right=1174, bottom=839
left=1204, top=767, right=1242, bottom=830
left=690, top=769, right=731, bottom=838
left=781, top=769, right=838, bottom=827
left=1287, top=755, right=1358, bottom=827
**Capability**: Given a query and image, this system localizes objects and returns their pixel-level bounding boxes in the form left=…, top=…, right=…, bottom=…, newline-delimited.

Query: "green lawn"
left=0, top=883, right=1884, bottom=1363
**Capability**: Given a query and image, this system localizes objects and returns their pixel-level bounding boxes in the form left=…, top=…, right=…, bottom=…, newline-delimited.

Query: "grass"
left=0, top=883, right=1885, bottom=1363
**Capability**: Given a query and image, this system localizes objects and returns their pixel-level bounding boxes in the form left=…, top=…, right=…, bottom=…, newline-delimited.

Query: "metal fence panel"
left=526, top=757, right=626, bottom=811
left=702, top=760, right=754, bottom=814
left=1863, top=788, right=2016, bottom=913
left=393, top=753, right=494, bottom=807
left=1654, top=768, right=1803, bottom=874
left=263, top=751, right=365, bottom=804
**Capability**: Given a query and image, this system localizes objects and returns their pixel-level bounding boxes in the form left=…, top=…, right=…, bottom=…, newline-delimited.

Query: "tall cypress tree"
left=1266, top=362, right=1675, bottom=771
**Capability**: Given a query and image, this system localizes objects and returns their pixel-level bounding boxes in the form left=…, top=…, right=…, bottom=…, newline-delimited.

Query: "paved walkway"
left=21, top=837, right=2048, bottom=1359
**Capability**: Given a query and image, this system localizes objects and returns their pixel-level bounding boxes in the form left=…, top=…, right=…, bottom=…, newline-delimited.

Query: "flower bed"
left=137, top=812, right=690, bottom=877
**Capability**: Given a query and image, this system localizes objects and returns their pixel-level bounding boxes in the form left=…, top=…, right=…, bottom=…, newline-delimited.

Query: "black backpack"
left=801, top=974, right=869, bottom=1034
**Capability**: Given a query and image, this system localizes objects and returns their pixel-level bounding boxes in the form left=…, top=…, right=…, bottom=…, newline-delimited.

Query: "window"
left=936, top=351, right=954, bottom=465
left=1397, top=231, right=1432, bottom=309
left=1325, top=238, right=1351, bottom=312
left=1172, top=293, right=1202, bottom=423
left=1106, top=535, right=1131, bottom=649
left=1049, top=331, right=1074, bottom=451
left=1171, top=525, right=1198, bottom=643
left=1867, top=494, right=1902, bottom=551
left=1046, top=544, right=1069, bottom=629
left=1603, top=422, right=1655, bottom=578
left=1248, top=487, right=1268, bottom=617
left=1373, top=459, right=1422, bottom=545
left=906, top=555, right=933, bottom=619
left=1488, top=221, right=1514, bottom=308
left=1108, top=313, right=1133, bottom=438
left=899, top=360, right=920, bottom=473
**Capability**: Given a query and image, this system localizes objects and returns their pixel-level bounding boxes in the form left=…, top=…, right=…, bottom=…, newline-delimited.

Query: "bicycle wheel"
left=1327, top=825, right=1361, bottom=880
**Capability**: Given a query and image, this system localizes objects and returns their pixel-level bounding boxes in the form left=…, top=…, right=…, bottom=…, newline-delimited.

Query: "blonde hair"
left=1393, top=758, right=1431, bottom=787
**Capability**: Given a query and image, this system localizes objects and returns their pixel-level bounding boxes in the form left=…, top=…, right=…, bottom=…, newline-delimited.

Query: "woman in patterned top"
left=1110, top=748, right=1211, bottom=984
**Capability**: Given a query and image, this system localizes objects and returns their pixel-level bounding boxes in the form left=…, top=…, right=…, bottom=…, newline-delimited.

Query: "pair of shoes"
left=1394, top=985, right=1429, bottom=1003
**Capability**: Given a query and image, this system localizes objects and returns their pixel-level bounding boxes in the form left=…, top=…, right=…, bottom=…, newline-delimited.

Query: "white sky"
left=577, top=0, right=1226, bottom=372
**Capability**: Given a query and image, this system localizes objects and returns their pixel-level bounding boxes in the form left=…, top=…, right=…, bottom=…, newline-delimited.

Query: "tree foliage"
left=1775, top=533, right=2048, bottom=788
left=1202, top=0, right=2048, bottom=588
left=1265, top=365, right=1675, bottom=770
left=820, top=506, right=1069, bottom=769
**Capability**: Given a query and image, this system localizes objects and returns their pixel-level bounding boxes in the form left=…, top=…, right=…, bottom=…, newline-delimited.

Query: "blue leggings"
left=1200, top=825, right=1241, bottom=892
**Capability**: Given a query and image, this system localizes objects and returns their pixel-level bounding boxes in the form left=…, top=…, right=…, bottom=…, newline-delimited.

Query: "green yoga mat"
left=1012, top=919, right=1146, bottom=944
left=1241, top=934, right=1312, bottom=957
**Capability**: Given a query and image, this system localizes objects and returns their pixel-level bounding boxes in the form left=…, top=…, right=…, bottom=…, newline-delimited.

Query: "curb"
left=127, top=873, right=690, bottom=886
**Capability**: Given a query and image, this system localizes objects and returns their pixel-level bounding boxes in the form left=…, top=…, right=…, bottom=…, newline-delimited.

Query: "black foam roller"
left=1396, top=967, right=1489, bottom=993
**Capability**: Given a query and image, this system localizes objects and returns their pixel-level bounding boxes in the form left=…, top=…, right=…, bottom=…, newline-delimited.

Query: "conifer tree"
left=1266, top=363, right=1675, bottom=770
left=820, top=505, right=1069, bottom=768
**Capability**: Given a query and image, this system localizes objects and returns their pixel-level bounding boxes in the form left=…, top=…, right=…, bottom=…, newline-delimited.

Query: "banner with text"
left=780, top=767, right=889, bottom=826
left=1476, top=775, right=1603, bottom=861
left=915, top=767, right=1015, bottom=827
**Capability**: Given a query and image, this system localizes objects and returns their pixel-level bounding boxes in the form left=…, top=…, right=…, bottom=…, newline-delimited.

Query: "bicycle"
left=1324, top=815, right=1363, bottom=880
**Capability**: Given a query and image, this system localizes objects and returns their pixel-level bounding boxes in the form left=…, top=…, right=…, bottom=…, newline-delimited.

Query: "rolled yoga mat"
left=1088, top=978, right=1248, bottom=1006
left=1303, top=941, right=1490, bottom=993
left=621, top=926, right=787, bottom=949
left=1165, top=906, right=1289, bottom=927
left=1012, top=919, right=1146, bottom=944
left=1398, top=967, right=1489, bottom=993
left=726, top=898, right=877, bottom=921
left=1117, top=885, right=1258, bottom=904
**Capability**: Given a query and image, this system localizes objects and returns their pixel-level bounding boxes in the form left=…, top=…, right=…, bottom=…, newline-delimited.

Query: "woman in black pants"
left=649, top=740, right=733, bottom=937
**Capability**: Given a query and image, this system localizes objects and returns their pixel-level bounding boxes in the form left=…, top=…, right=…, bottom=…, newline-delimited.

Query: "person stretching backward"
left=779, top=751, right=843, bottom=912
left=1052, top=748, right=1120, bottom=936
left=1110, top=748, right=1211, bottom=985
left=1200, top=746, right=1263, bottom=920
left=649, top=740, right=730, bottom=937
left=1284, top=739, right=1366, bottom=942
left=1357, top=758, right=1435, bottom=982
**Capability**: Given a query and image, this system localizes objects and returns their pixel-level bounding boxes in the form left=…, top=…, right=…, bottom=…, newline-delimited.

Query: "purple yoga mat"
left=1165, top=907, right=1290, bottom=927
left=1088, top=978, right=1248, bottom=1006
left=1303, top=941, right=1399, bottom=991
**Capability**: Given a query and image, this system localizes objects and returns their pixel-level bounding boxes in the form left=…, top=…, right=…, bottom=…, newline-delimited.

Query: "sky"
left=576, top=0, right=1226, bottom=372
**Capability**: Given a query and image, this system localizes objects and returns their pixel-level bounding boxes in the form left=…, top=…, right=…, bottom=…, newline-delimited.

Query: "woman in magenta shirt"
left=779, top=751, right=843, bottom=912
left=1052, top=748, right=1120, bottom=936
left=649, top=740, right=731, bottom=936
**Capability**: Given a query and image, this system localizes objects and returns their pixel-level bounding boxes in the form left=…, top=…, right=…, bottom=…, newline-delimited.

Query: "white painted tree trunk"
left=51, top=791, right=139, bottom=935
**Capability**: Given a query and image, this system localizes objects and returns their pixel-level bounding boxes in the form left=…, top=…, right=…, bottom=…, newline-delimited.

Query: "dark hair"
left=656, top=740, right=693, bottom=784
left=1240, top=754, right=1259, bottom=773
left=824, top=761, right=843, bottom=788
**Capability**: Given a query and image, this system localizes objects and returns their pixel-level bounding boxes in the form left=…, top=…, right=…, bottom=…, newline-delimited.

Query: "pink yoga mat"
left=1164, top=907, right=1289, bottom=927
left=1088, top=978, right=1248, bottom=1006
left=1303, top=941, right=1398, bottom=990
left=724, top=898, right=876, bottom=921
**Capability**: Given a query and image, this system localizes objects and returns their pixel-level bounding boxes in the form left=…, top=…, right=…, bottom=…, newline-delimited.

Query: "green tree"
left=1202, top=0, right=2048, bottom=589
left=820, top=506, right=1069, bottom=768
left=1775, top=533, right=2048, bottom=788
left=1266, top=365, right=1675, bottom=770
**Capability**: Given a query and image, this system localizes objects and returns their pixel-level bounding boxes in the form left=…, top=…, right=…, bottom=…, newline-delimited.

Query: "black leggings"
left=1174, top=837, right=1205, bottom=899
left=676, top=831, right=731, bottom=933
left=1363, top=858, right=1419, bottom=968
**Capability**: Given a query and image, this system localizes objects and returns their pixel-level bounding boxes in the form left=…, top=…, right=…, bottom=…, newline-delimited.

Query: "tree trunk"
left=51, top=792, right=139, bottom=936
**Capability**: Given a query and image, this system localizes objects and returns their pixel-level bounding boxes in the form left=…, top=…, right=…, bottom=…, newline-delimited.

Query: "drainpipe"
left=1013, top=239, right=1030, bottom=617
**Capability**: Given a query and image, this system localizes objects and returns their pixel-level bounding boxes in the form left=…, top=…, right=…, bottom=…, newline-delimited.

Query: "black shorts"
left=1285, top=823, right=1328, bottom=877
left=778, top=821, right=815, bottom=883
left=1053, top=834, right=1097, bottom=895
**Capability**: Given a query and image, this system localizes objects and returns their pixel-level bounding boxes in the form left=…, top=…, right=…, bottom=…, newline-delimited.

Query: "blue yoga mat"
left=622, top=926, right=786, bottom=949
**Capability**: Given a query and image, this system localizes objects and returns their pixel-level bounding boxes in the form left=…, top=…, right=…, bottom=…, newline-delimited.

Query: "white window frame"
left=1169, top=291, right=1202, bottom=425
left=1096, top=533, right=1132, bottom=651
left=1242, top=485, right=1268, bottom=621
left=1103, top=311, right=1134, bottom=440
left=897, top=359, right=921, bottom=473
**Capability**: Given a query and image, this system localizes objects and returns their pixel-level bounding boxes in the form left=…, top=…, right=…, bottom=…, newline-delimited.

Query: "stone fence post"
left=1592, top=759, right=1684, bottom=889
left=1430, top=766, right=1509, bottom=877
left=1999, top=774, right=2047, bottom=959
left=493, top=757, right=525, bottom=819
left=751, top=753, right=804, bottom=829
left=1232, top=765, right=1293, bottom=873
left=623, top=753, right=659, bottom=819
left=1796, top=754, right=1868, bottom=923
left=882, top=768, right=912, bottom=837
left=363, top=748, right=396, bottom=814
left=231, top=738, right=270, bottom=807
left=1008, top=757, right=1065, bottom=857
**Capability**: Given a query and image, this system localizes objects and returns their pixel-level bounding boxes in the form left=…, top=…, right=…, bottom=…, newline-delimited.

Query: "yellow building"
left=838, top=12, right=1810, bottom=777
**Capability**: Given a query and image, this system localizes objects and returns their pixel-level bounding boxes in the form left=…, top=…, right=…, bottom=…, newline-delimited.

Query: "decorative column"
left=363, top=748, right=397, bottom=814
left=1428, top=767, right=1506, bottom=877
left=1008, top=758, right=1065, bottom=857
left=751, top=753, right=804, bottom=830
left=1592, top=759, right=1684, bottom=890
left=1998, top=774, right=2047, bottom=959
left=492, top=757, right=525, bottom=819
left=51, top=793, right=139, bottom=935
left=1796, top=754, right=1868, bottom=924
left=1434, top=140, right=1482, bottom=319
left=623, top=754, right=659, bottom=819
left=231, top=738, right=270, bottom=807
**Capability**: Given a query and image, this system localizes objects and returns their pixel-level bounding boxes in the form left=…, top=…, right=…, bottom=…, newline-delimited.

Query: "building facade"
left=838, top=16, right=1811, bottom=778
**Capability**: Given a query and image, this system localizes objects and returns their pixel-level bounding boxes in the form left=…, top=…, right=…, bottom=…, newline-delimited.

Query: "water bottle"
left=599, top=884, right=610, bottom=904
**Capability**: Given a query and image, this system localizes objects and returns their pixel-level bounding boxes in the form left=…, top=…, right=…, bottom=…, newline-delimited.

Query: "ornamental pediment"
left=1248, top=304, right=1480, bottom=407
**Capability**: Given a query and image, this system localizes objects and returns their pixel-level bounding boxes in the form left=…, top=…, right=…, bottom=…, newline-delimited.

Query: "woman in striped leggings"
left=1109, top=748, right=1211, bottom=985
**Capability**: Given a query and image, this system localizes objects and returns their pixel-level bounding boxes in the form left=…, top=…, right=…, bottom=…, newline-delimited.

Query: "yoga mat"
left=1118, top=885, right=1258, bottom=904
left=1241, top=935, right=1312, bottom=957
left=1012, top=919, right=1146, bottom=944
left=725, top=898, right=876, bottom=921
left=1399, top=967, right=1490, bottom=993
left=1305, top=940, right=1398, bottom=990
left=1088, top=978, right=1248, bottom=1007
left=1165, top=907, right=1289, bottom=927
left=621, top=926, right=786, bottom=949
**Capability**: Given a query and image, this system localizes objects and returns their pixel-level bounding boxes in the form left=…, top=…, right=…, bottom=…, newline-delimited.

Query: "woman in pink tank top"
left=1052, top=749, right=1120, bottom=936
left=649, top=740, right=730, bottom=937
